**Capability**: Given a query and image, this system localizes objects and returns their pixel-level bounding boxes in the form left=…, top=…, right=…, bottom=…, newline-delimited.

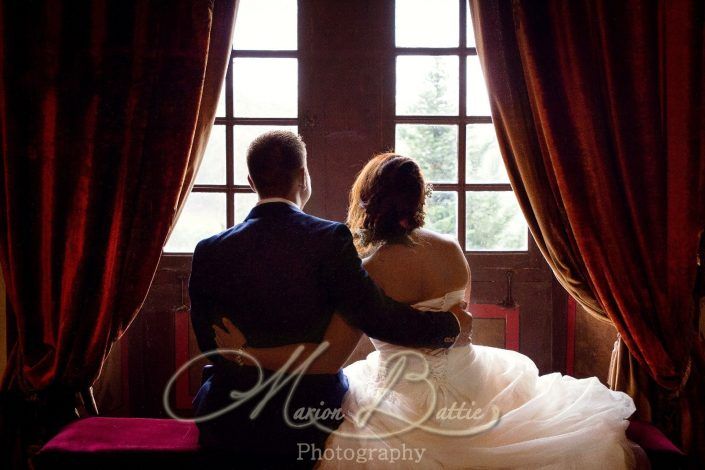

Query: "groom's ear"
left=247, top=174, right=256, bottom=192
left=297, top=167, right=307, bottom=189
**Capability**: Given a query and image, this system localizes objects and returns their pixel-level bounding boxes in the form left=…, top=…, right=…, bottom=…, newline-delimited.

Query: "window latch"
left=500, top=270, right=516, bottom=308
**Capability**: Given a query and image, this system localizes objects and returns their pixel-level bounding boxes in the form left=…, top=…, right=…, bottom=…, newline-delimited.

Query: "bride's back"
left=362, top=227, right=470, bottom=305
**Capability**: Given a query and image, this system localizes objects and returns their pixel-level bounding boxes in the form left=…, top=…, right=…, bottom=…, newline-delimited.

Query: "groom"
left=189, top=130, right=472, bottom=467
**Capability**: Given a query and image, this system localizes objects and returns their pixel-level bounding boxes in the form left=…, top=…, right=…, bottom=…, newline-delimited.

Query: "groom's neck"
left=257, top=192, right=302, bottom=209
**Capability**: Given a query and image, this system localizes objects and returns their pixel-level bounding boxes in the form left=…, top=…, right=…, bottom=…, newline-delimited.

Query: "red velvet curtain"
left=469, top=0, right=705, bottom=461
left=0, top=0, right=236, bottom=464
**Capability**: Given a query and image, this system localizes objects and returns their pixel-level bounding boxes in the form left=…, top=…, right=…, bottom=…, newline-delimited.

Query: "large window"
left=164, top=0, right=298, bottom=252
left=165, top=0, right=528, bottom=254
left=394, top=0, right=527, bottom=251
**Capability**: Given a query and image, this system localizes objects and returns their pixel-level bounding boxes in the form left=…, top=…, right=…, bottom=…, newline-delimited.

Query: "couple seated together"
left=188, top=131, right=637, bottom=469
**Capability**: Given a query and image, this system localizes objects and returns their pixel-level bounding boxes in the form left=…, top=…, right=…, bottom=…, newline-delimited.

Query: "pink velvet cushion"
left=43, top=417, right=684, bottom=455
left=37, top=416, right=685, bottom=468
left=626, top=419, right=684, bottom=454
left=40, top=417, right=201, bottom=453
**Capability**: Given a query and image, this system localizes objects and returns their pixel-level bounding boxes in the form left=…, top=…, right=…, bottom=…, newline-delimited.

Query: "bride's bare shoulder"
left=361, top=228, right=469, bottom=302
left=413, top=228, right=463, bottom=255
left=414, top=228, right=469, bottom=287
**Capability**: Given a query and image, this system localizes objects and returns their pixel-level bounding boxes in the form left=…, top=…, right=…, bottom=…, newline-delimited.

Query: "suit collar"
left=245, top=201, right=302, bottom=221
left=257, top=197, right=300, bottom=209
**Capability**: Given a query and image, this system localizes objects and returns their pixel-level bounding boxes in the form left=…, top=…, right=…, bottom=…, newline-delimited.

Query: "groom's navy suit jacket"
left=189, top=201, right=459, bottom=460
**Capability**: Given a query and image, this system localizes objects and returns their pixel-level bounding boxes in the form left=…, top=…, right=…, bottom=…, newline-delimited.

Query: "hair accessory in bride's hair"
left=356, top=228, right=371, bottom=246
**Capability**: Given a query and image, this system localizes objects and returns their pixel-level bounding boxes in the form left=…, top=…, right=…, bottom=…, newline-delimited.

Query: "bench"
left=33, top=415, right=684, bottom=469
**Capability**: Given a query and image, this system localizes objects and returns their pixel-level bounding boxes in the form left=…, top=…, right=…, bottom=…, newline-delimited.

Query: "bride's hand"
left=213, top=317, right=247, bottom=350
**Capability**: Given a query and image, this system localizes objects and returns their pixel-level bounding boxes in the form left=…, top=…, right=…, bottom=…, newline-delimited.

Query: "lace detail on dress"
left=370, top=289, right=465, bottom=387
left=426, top=349, right=450, bottom=386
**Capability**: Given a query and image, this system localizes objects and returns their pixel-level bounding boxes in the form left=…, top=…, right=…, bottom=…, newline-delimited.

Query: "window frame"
left=393, top=0, right=531, bottom=256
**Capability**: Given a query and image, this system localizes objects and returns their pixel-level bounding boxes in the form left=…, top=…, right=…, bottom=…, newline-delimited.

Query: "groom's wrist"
left=448, top=307, right=472, bottom=347
left=445, top=312, right=462, bottom=346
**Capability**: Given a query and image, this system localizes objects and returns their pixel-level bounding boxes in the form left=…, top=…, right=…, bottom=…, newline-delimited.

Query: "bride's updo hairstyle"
left=347, top=152, right=431, bottom=255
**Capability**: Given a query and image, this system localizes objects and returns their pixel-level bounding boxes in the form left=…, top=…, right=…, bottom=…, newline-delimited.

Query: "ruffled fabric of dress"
left=319, top=291, right=636, bottom=469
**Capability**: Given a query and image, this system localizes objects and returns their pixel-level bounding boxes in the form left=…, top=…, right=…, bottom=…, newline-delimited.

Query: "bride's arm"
left=464, top=255, right=472, bottom=304
left=213, top=314, right=362, bottom=374
left=445, top=238, right=473, bottom=346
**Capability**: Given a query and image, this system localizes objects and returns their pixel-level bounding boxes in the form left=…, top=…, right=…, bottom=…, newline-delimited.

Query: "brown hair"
left=247, top=130, right=306, bottom=197
left=346, top=153, right=431, bottom=255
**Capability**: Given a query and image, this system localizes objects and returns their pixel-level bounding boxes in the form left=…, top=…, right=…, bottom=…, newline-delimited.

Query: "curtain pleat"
left=469, top=0, right=705, bottom=462
left=0, top=0, right=237, bottom=466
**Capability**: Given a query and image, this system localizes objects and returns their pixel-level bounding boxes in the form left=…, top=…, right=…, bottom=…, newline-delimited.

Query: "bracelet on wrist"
left=233, top=342, right=248, bottom=366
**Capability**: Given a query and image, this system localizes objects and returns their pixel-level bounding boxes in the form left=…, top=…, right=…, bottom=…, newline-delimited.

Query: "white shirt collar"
left=256, top=197, right=300, bottom=209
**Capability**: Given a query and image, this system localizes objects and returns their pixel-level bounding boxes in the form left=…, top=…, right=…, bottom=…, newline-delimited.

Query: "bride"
left=214, top=153, right=638, bottom=469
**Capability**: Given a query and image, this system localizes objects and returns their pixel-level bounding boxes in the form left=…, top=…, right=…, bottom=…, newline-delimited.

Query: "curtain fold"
left=469, top=0, right=704, bottom=461
left=0, top=0, right=236, bottom=465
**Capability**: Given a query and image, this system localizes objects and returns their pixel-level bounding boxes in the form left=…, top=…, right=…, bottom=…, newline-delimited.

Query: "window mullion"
left=458, top=0, right=467, bottom=251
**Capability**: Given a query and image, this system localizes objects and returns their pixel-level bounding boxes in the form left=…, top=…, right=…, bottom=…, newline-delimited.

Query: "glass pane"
left=234, top=125, right=299, bottom=185
left=466, top=124, right=508, bottom=183
left=216, top=81, right=226, bottom=117
left=396, top=56, right=459, bottom=116
left=232, top=0, right=297, bottom=50
left=467, top=56, right=491, bottom=116
left=425, top=191, right=458, bottom=238
left=466, top=191, right=527, bottom=251
left=234, top=192, right=260, bottom=223
left=164, top=193, right=227, bottom=253
left=396, top=0, right=458, bottom=47
left=395, top=124, right=457, bottom=183
left=233, top=58, right=298, bottom=118
left=467, top=3, right=476, bottom=47
left=194, top=125, right=226, bottom=185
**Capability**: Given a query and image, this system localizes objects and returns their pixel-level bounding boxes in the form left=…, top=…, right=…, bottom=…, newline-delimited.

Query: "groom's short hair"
left=247, top=130, right=307, bottom=197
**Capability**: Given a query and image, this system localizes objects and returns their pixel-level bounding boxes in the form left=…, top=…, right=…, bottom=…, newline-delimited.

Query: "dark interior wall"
left=470, top=252, right=559, bottom=374
left=94, top=0, right=568, bottom=418
left=573, top=304, right=618, bottom=384
left=299, top=0, right=395, bottom=221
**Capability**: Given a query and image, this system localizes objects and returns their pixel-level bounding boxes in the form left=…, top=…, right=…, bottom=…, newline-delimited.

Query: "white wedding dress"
left=319, top=289, right=636, bottom=469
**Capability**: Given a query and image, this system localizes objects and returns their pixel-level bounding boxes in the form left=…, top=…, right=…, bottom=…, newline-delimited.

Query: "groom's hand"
left=213, top=317, right=247, bottom=350
left=450, top=303, right=473, bottom=347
